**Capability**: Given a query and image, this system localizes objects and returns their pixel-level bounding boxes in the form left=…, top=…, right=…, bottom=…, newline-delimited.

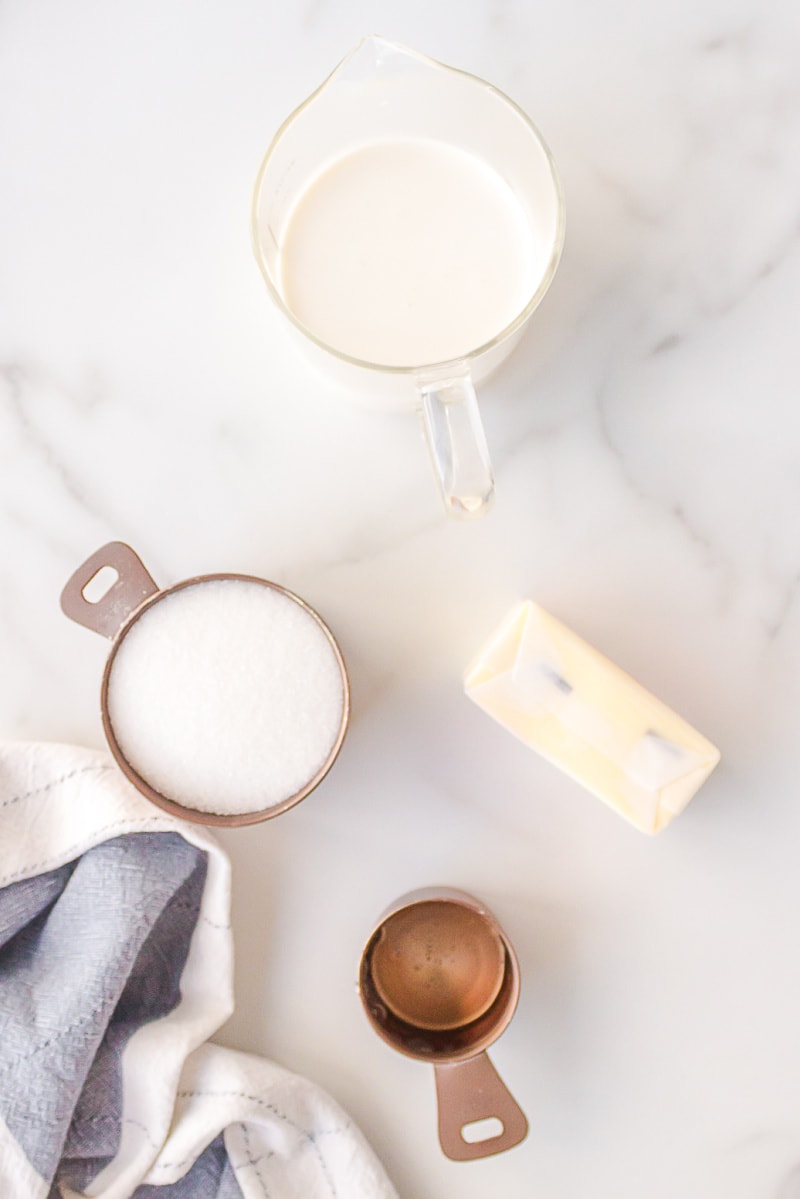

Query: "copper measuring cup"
left=358, top=887, right=528, bottom=1161
left=60, top=541, right=350, bottom=827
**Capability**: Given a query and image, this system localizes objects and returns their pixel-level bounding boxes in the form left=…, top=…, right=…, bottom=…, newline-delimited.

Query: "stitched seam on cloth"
left=0, top=816, right=229, bottom=928
left=2, top=993, right=109, bottom=1070
left=0, top=896, right=165, bottom=1075
left=154, top=1127, right=275, bottom=1176
left=58, top=1113, right=163, bottom=1145
left=307, top=1128, right=338, bottom=1197
left=169, top=1091, right=342, bottom=1196
left=241, top=1121, right=270, bottom=1199
left=198, top=915, right=231, bottom=930
left=153, top=1124, right=278, bottom=1191
left=0, top=764, right=114, bottom=811
left=122, top=1116, right=161, bottom=1154
left=0, top=817, right=176, bottom=886
left=156, top=898, right=230, bottom=932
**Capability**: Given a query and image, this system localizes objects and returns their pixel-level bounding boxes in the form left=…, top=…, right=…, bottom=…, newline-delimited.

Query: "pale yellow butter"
left=464, top=602, right=720, bottom=833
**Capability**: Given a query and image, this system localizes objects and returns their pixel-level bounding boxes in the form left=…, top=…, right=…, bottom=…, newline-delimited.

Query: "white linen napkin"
left=0, top=740, right=398, bottom=1199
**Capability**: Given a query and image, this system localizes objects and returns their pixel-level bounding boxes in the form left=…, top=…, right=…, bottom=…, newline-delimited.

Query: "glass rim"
left=251, top=35, right=566, bottom=376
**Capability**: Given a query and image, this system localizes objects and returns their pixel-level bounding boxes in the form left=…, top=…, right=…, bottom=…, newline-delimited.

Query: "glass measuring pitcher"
left=252, top=36, right=565, bottom=518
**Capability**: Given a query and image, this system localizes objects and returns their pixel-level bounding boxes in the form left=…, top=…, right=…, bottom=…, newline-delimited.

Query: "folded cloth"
left=0, top=741, right=398, bottom=1199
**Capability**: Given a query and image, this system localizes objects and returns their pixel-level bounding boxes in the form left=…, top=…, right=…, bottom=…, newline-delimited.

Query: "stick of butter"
left=464, top=601, right=720, bottom=834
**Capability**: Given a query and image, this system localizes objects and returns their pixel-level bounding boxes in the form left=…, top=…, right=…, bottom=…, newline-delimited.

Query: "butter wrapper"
left=464, top=601, right=720, bottom=833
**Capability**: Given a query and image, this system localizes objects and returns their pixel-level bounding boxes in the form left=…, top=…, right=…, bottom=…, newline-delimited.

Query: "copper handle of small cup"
left=60, top=541, right=158, bottom=638
left=434, top=1052, right=528, bottom=1161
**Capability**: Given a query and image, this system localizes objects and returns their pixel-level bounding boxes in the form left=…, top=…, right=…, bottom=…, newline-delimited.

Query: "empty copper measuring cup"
left=60, top=541, right=350, bottom=827
left=358, top=887, right=528, bottom=1161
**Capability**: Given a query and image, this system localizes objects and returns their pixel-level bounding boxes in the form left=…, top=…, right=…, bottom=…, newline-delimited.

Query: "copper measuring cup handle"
left=60, top=541, right=158, bottom=639
left=434, top=1052, right=528, bottom=1161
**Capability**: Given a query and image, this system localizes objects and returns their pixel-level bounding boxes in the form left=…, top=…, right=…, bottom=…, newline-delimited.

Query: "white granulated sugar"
left=106, top=579, right=346, bottom=815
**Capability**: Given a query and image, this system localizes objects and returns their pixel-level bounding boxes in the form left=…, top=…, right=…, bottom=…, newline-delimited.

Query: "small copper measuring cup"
left=359, top=887, right=528, bottom=1161
left=60, top=541, right=350, bottom=827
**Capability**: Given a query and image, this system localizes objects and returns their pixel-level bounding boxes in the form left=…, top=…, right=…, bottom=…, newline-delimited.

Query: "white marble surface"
left=2, top=1, right=800, bottom=1196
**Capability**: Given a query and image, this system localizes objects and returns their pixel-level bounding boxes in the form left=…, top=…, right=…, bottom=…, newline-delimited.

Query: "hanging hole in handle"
left=61, top=541, right=159, bottom=639
left=434, top=1053, right=528, bottom=1160
left=461, top=1117, right=504, bottom=1145
left=81, top=566, right=120, bottom=605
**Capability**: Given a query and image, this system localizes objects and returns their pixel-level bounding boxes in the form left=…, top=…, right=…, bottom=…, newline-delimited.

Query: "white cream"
left=278, top=139, right=543, bottom=367
left=106, top=579, right=346, bottom=816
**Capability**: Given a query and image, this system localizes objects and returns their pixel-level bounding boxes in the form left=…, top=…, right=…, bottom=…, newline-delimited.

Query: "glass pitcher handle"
left=418, top=375, right=495, bottom=519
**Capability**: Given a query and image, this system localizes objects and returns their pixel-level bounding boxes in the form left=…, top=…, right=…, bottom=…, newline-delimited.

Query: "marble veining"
left=2, top=364, right=96, bottom=514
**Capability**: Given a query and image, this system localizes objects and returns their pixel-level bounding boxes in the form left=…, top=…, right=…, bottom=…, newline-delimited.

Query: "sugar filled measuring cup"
left=252, top=36, right=565, bottom=518
left=60, top=542, right=350, bottom=827
left=358, top=888, right=528, bottom=1161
